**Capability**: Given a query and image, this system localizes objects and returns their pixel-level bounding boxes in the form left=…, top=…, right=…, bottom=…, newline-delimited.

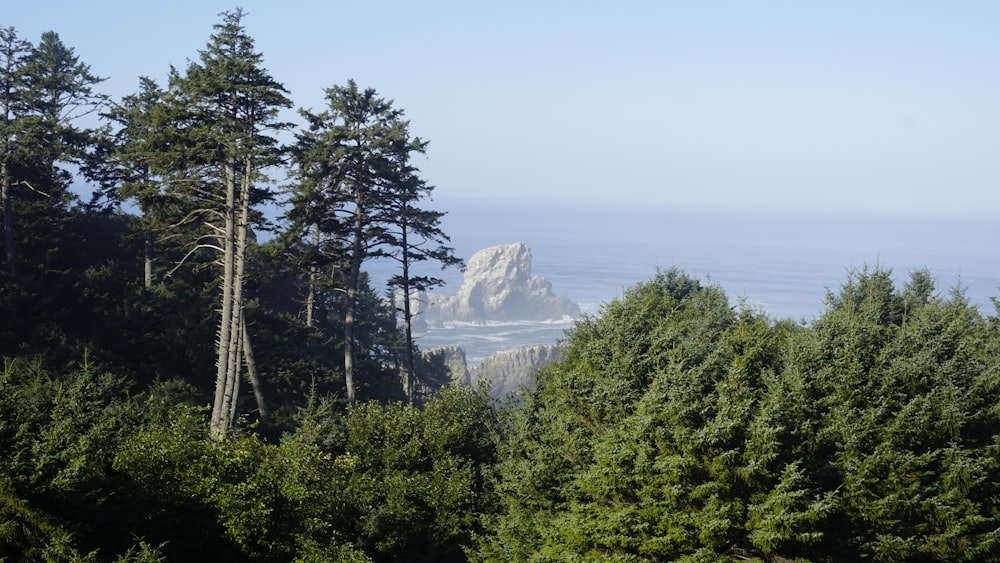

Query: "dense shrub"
left=478, top=267, right=1000, bottom=562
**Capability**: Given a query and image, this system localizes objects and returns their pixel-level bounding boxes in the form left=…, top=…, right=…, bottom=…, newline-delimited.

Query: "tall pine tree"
left=0, top=28, right=105, bottom=280
left=289, top=80, right=420, bottom=404
left=380, top=157, right=461, bottom=405
left=0, top=26, right=31, bottom=278
left=144, top=10, right=291, bottom=436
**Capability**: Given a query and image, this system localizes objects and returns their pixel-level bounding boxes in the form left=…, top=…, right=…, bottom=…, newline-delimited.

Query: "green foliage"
left=480, top=268, right=747, bottom=560
left=112, top=401, right=375, bottom=562
left=0, top=357, right=177, bottom=561
left=288, top=79, right=432, bottom=403
left=0, top=27, right=106, bottom=280
left=0, top=478, right=97, bottom=562
left=803, top=269, right=1000, bottom=560
left=479, top=267, right=1000, bottom=562
left=0, top=356, right=136, bottom=493
left=109, top=384, right=499, bottom=562
left=295, top=385, right=499, bottom=562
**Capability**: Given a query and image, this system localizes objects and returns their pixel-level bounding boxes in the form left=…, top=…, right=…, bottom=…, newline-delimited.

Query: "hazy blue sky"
left=7, top=1, right=999, bottom=217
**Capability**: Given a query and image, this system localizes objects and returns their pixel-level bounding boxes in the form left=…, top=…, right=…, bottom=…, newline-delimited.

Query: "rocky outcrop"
left=421, top=342, right=564, bottom=397
left=423, top=243, right=579, bottom=323
left=421, top=346, right=470, bottom=385
left=470, top=344, right=563, bottom=397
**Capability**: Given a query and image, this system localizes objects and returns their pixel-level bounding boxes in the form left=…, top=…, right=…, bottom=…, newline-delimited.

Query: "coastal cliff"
left=424, top=343, right=564, bottom=397
left=471, top=343, right=563, bottom=396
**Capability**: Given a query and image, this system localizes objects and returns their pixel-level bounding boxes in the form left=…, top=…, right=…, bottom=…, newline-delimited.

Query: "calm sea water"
left=369, top=199, right=999, bottom=364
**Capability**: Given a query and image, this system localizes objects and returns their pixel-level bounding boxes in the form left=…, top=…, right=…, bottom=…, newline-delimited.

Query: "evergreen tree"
left=0, top=26, right=32, bottom=279
left=802, top=268, right=1000, bottom=559
left=284, top=115, right=348, bottom=329
left=480, top=269, right=740, bottom=560
left=145, top=9, right=291, bottom=437
left=100, top=76, right=167, bottom=287
left=479, top=267, right=1000, bottom=561
left=289, top=80, right=418, bottom=404
left=380, top=139, right=461, bottom=405
left=0, top=28, right=105, bottom=280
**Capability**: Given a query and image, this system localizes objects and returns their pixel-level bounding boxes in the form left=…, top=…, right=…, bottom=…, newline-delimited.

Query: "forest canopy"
left=2, top=10, right=999, bottom=563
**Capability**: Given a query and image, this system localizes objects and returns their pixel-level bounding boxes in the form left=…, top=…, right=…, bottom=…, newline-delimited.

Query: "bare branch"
left=164, top=243, right=223, bottom=277
left=15, top=179, right=52, bottom=198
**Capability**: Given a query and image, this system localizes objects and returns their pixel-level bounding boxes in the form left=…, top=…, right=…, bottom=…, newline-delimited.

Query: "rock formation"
left=423, top=243, right=579, bottom=323
left=422, top=343, right=564, bottom=398
left=469, top=343, right=563, bottom=397
left=421, top=345, right=470, bottom=386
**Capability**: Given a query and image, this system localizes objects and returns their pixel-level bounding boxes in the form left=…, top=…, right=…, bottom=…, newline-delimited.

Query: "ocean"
left=368, top=199, right=999, bottom=364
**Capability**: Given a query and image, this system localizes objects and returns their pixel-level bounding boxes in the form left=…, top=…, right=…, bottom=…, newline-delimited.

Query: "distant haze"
left=369, top=198, right=1000, bottom=322
left=6, top=1, right=999, bottom=217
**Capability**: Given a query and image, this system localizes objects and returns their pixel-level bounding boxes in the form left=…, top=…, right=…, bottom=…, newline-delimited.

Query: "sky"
left=6, top=1, right=1000, bottom=218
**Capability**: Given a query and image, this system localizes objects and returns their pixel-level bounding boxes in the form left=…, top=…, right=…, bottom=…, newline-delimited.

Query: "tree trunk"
left=1, top=57, right=16, bottom=280
left=242, top=319, right=268, bottom=418
left=402, top=290, right=415, bottom=405
left=223, top=161, right=253, bottom=422
left=305, top=223, right=319, bottom=327
left=1, top=163, right=13, bottom=278
left=344, top=202, right=364, bottom=405
left=400, top=217, right=416, bottom=406
left=225, top=308, right=243, bottom=426
left=210, top=161, right=238, bottom=439
left=143, top=231, right=152, bottom=287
